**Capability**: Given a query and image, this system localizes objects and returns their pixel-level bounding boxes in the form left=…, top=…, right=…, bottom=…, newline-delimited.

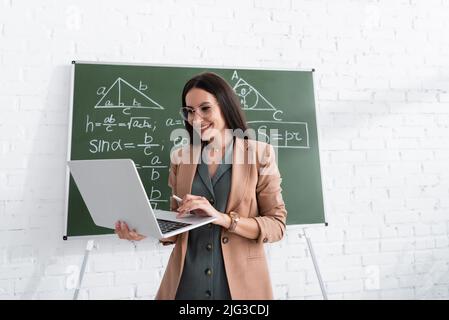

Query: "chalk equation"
left=95, top=77, right=165, bottom=115
left=247, top=121, right=309, bottom=149
left=85, top=114, right=158, bottom=133
left=231, top=71, right=310, bottom=149
left=233, top=78, right=276, bottom=111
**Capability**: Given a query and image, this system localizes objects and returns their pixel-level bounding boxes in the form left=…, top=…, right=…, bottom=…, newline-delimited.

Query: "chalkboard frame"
left=63, top=61, right=328, bottom=240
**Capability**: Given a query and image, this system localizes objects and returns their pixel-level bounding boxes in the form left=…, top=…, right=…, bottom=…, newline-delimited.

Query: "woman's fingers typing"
left=182, top=194, right=203, bottom=202
left=177, top=195, right=205, bottom=212
left=176, top=194, right=204, bottom=217
left=176, top=196, right=215, bottom=219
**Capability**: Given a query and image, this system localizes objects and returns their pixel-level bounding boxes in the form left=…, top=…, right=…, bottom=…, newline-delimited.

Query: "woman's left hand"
left=176, top=194, right=225, bottom=226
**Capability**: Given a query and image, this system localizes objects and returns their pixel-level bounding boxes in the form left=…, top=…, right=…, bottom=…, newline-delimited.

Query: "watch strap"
left=228, top=211, right=240, bottom=232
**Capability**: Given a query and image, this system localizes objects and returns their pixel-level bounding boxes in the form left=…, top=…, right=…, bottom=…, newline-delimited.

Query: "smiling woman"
left=115, top=72, right=287, bottom=300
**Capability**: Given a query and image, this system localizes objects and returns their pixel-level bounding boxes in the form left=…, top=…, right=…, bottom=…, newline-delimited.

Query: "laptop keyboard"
left=157, top=219, right=191, bottom=234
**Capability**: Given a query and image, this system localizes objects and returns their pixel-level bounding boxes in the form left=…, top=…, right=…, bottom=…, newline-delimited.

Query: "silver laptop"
left=67, top=159, right=216, bottom=239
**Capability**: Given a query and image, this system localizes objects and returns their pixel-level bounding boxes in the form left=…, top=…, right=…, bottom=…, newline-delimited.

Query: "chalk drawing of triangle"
left=232, top=78, right=277, bottom=111
left=94, top=77, right=164, bottom=110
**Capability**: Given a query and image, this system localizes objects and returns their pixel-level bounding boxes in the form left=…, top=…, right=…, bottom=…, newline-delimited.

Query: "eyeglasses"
left=179, top=104, right=216, bottom=121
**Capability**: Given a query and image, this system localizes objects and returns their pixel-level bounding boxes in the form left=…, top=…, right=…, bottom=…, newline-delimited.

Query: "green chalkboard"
left=64, top=62, right=326, bottom=238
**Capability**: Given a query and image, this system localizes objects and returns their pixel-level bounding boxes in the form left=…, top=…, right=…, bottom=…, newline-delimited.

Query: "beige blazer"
left=155, top=137, right=287, bottom=300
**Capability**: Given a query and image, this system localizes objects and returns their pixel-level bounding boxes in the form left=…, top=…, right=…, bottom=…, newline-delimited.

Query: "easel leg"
left=73, top=240, right=95, bottom=300
left=301, top=229, right=328, bottom=300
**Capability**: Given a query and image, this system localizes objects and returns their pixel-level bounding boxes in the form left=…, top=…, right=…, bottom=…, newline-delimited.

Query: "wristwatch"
left=228, top=211, right=240, bottom=232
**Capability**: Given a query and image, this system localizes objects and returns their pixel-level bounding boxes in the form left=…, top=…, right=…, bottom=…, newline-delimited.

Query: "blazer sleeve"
left=252, top=144, right=287, bottom=244
left=159, top=160, right=179, bottom=246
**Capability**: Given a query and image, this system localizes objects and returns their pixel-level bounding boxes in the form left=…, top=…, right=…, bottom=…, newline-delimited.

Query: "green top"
left=65, top=62, right=326, bottom=238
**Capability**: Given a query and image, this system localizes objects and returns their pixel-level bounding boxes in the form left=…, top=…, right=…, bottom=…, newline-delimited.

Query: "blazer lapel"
left=197, top=161, right=215, bottom=198
left=211, top=139, right=233, bottom=187
left=176, top=143, right=201, bottom=198
left=211, top=163, right=231, bottom=187
left=225, top=137, right=250, bottom=213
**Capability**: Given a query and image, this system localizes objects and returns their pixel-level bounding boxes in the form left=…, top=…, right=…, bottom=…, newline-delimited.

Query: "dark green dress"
left=175, top=143, right=233, bottom=300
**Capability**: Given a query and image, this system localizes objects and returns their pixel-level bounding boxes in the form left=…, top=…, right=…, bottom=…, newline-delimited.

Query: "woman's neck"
left=207, top=130, right=233, bottom=150
left=203, top=130, right=233, bottom=164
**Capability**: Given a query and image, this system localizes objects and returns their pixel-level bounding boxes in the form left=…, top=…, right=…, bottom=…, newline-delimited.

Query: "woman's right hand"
left=115, top=221, right=146, bottom=241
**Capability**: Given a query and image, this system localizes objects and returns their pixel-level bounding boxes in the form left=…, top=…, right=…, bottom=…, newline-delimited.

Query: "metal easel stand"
left=73, top=239, right=96, bottom=300
left=299, top=228, right=328, bottom=300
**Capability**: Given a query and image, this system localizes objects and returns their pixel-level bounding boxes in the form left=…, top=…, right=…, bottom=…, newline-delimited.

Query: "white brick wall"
left=1, top=0, right=448, bottom=300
